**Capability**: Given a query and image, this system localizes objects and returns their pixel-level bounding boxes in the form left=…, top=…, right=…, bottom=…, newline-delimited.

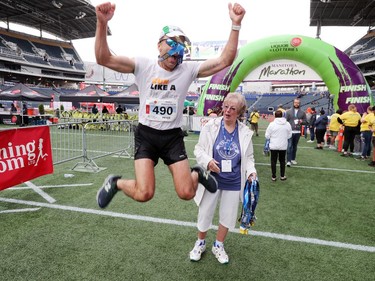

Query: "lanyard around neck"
left=221, top=120, right=238, bottom=155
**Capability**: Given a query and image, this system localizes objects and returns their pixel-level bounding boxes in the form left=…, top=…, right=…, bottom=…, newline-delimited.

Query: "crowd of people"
left=262, top=102, right=375, bottom=181
left=302, top=104, right=375, bottom=167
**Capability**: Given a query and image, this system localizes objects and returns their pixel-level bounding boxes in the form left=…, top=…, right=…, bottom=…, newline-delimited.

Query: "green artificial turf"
left=0, top=120, right=374, bottom=281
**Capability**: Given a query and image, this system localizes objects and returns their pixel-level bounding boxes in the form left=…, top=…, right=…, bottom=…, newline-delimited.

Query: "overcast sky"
left=72, top=0, right=368, bottom=62
left=2, top=0, right=369, bottom=62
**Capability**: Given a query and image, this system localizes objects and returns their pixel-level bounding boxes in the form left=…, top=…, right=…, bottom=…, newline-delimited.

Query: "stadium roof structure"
left=0, top=0, right=110, bottom=41
left=310, top=0, right=375, bottom=27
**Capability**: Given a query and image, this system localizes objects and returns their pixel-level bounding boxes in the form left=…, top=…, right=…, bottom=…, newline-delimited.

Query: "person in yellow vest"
left=249, top=109, right=260, bottom=136
left=368, top=106, right=375, bottom=167
left=357, top=106, right=374, bottom=160
left=337, top=104, right=361, bottom=157
left=328, top=108, right=343, bottom=149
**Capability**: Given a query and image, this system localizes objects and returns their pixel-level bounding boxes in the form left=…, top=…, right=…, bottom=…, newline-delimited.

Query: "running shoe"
left=355, top=156, right=366, bottom=161
left=96, top=175, right=121, bottom=208
left=286, top=161, right=291, bottom=167
left=212, top=243, right=229, bottom=264
left=189, top=240, right=206, bottom=261
left=191, top=164, right=217, bottom=193
left=291, top=160, right=297, bottom=165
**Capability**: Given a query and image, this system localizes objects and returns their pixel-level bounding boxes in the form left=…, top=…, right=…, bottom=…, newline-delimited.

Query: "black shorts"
left=134, top=123, right=188, bottom=166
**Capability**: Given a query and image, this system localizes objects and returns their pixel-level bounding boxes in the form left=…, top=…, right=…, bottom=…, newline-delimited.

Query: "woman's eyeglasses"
left=222, top=105, right=237, bottom=112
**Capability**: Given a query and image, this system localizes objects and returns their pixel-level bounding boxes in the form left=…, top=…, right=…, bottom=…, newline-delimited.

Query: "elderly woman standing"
left=189, top=92, right=257, bottom=264
left=338, top=104, right=362, bottom=157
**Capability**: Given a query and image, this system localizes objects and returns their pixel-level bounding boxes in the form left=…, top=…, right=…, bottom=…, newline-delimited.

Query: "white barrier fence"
left=49, top=119, right=137, bottom=172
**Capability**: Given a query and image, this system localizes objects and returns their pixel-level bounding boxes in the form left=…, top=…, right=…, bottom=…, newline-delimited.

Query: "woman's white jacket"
left=193, top=117, right=256, bottom=204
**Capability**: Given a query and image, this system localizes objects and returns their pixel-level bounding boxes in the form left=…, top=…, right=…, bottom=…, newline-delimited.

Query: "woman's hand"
left=207, top=159, right=220, bottom=173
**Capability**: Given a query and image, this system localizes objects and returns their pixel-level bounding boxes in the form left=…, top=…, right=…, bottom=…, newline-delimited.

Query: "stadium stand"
left=311, top=0, right=375, bottom=88
left=0, top=27, right=85, bottom=86
left=244, top=92, right=335, bottom=115
left=0, top=0, right=102, bottom=87
left=346, top=30, right=375, bottom=81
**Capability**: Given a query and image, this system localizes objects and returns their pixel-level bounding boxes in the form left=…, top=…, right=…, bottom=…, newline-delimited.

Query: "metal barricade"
left=1, top=119, right=136, bottom=173
left=49, top=122, right=85, bottom=165
left=71, top=119, right=137, bottom=172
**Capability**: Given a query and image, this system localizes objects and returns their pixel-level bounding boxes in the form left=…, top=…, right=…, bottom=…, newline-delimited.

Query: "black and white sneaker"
left=191, top=164, right=217, bottom=193
left=96, top=175, right=121, bottom=208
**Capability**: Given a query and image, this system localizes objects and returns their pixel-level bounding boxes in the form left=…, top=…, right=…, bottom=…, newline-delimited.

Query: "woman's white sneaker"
left=189, top=240, right=206, bottom=261
left=212, top=243, right=229, bottom=264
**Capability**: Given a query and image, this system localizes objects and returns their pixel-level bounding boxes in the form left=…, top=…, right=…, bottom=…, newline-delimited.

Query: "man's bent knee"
left=133, top=184, right=155, bottom=202
left=176, top=188, right=195, bottom=200
left=134, top=190, right=154, bottom=202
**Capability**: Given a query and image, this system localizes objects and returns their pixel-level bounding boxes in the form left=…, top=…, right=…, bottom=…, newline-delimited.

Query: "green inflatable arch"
left=197, top=35, right=373, bottom=115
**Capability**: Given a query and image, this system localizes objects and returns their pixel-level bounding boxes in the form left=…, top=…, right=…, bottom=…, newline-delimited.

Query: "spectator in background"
left=265, top=110, right=292, bottom=181
left=92, top=104, right=99, bottom=114
left=116, top=104, right=124, bottom=114
left=285, top=99, right=307, bottom=167
left=368, top=106, right=375, bottom=167
left=10, top=103, right=17, bottom=113
left=249, top=108, right=260, bottom=136
left=304, top=107, right=312, bottom=139
left=22, top=103, right=28, bottom=126
left=102, top=105, right=109, bottom=114
left=337, top=104, right=361, bottom=157
left=242, top=109, right=249, bottom=124
left=188, top=107, right=195, bottom=115
left=213, top=107, right=222, bottom=116
left=353, top=129, right=362, bottom=156
left=314, top=109, right=328, bottom=149
left=307, top=107, right=317, bottom=143
left=207, top=108, right=218, bottom=117
left=328, top=108, right=343, bottom=149
left=357, top=106, right=374, bottom=160
left=277, top=104, right=286, bottom=116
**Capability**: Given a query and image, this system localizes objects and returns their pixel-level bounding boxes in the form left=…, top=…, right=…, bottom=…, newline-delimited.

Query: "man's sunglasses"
left=159, top=38, right=184, bottom=47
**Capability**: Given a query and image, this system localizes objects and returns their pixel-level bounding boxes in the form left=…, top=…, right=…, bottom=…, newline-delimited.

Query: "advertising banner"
left=0, top=126, right=53, bottom=190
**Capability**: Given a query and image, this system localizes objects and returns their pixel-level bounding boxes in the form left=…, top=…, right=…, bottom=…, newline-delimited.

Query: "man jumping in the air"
left=95, top=2, right=246, bottom=208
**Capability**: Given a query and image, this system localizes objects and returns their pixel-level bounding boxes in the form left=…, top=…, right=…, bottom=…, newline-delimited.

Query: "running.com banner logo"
left=0, top=126, right=53, bottom=190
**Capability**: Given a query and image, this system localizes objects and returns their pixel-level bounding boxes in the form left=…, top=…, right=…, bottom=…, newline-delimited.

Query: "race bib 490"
left=145, top=98, right=177, bottom=122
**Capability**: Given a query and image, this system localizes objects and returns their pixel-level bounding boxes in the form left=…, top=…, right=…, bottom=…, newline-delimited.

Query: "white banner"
left=84, top=62, right=135, bottom=85
left=244, top=59, right=323, bottom=82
